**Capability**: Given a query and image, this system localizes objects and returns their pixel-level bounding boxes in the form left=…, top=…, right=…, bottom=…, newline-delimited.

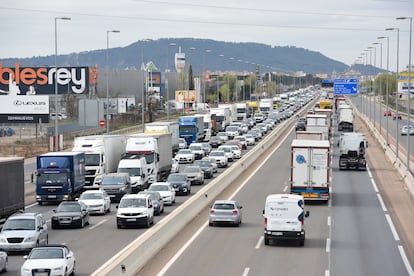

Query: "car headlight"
left=142, top=210, right=148, bottom=216
left=73, top=216, right=81, bottom=220
left=24, top=236, right=36, bottom=242
left=0, top=237, right=7, bottom=243
left=52, top=266, right=65, bottom=271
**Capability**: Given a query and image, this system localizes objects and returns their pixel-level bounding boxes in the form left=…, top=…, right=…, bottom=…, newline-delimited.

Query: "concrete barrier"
left=92, top=118, right=294, bottom=276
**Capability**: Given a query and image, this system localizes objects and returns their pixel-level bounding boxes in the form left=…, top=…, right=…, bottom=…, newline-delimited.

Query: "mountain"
left=1, top=38, right=350, bottom=75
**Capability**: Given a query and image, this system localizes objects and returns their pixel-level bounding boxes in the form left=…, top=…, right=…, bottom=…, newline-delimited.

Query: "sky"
left=0, top=0, right=413, bottom=73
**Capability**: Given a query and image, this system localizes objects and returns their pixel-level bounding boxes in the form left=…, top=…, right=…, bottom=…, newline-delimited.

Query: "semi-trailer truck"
left=178, top=115, right=205, bottom=144
left=0, top=157, right=24, bottom=220
left=144, top=121, right=179, bottom=154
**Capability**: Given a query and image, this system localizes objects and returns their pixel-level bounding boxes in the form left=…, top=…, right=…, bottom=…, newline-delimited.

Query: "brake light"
left=232, top=210, right=238, bottom=215
left=210, top=209, right=215, bottom=214
left=264, top=217, right=267, bottom=228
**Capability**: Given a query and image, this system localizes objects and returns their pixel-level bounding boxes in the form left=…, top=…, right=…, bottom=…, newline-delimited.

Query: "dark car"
left=295, top=121, right=306, bottom=131
left=51, top=201, right=90, bottom=229
left=194, top=160, right=214, bottom=179
left=138, top=191, right=164, bottom=215
left=209, top=136, right=224, bottom=148
left=166, top=173, right=191, bottom=195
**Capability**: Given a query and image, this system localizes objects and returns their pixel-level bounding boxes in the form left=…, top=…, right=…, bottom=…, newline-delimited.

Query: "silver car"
left=401, top=125, right=414, bottom=135
left=209, top=200, right=242, bottom=227
left=0, top=250, right=7, bottom=272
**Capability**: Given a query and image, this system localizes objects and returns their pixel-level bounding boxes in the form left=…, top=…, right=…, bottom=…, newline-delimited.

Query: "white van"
left=117, top=157, right=149, bottom=193
left=263, top=194, right=309, bottom=246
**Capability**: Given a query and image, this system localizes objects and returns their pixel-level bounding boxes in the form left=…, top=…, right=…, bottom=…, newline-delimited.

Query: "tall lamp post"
left=54, top=16, right=71, bottom=152
left=386, top=27, right=400, bottom=160
left=106, top=30, right=120, bottom=134
left=397, top=16, right=413, bottom=173
left=166, top=42, right=176, bottom=121
left=370, top=45, right=377, bottom=126
left=141, top=39, right=152, bottom=132
left=373, top=42, right=382, bottom=135
left=378, top=36, right=389, bottom=146
left=368, top=46, right=375, bottom=123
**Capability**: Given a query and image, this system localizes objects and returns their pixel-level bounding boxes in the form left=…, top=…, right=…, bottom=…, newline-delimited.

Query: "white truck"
left=235, top=102, right=248, bottom=121
left=313, top=108, right=333, bottom=137
left=117, top=157, right=149, bottom=192
left=338, top=132, right=367, bottom=170
left=295, top=131, right=323, bottom=140
left=210, top=107, right=231, bottom=131
left=259, top=98, right=273, bottom=116
left=123, top=133, right=172, bottom=183
left=290, top=139, right=330, bottom=202
left=72, top=135, right=126, bottom=188
left=337, top=104, right=354, bottom=132
left=201, top=113, right=213, bottom=142
left=305, top=114, right=329, bottom=140
left=218, top=104, right=237, bottom=122
left=144, top=121, right=179, bottom=154
left=263, top=194, right=310, bottom=246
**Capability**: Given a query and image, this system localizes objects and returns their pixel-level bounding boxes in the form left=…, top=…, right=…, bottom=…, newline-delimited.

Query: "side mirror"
left=305, top=210, right=310, bottom=217
left=116, top=205, right=119, bottom=209
left=262, top=209, right=265, bottom=215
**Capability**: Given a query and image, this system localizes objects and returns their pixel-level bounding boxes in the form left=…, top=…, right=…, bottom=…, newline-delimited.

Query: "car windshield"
left=178, top=150, right=191, bottom=154
left=57, top=203, right=81, bottom=212
left=29, top=248, right=64, bottom=259
left=149, top=185, right=169, bottom=191
left=184, top=167, right=201, bottom=173
left=119, top=198, right=146, bottom=208
left=168, top=174, right=186, bottom=181
left=210, top=151, right=224, bottom=156
left=118, top=167, right=141, bottom=176
left=195, top=161, right=210, bottom=167
left=189, top=146, right=202, bottom=150
left=2, top=218, right=35, bottom=231
left=80, top=192, right=103, bottom=200
left=213, top=203, right=236, bottom=210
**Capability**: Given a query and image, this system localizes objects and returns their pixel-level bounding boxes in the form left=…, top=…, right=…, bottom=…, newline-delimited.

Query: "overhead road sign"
left=334, top=78, right=358, bottom=95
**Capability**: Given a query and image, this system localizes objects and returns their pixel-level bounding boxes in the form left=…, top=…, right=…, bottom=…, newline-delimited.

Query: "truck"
left=178, top=115, right=205, bottom=144
left=235, top=102, right=248, bottom=121
left=295, top=131, right=323, bottom=140
left=218, top=104, right=237, bottom=122
left=305, top=114, right=329, bottom=140
left=314, top=108, right=333, bottom=136
left=145, top=121, right=179, bottom=154
left=200, top=113, right=217, bottom=142
left=0, top=157, right=24, bottom=220
left=290, top=139, right=330, bottom=202
left=117, top=157, right=149, bottom=192
left=259, top=98, right=273, bottom=116
left=123, top=133, right=172, bottom=183
left=210, top=107, right=231, bottom=130
left=337, top=104, right=354, bottom=132
left=72, top=135, right=126, bottom=188
left=338, top=132, right=368, bottom=170
left=35, top=152, right=85, bottom=204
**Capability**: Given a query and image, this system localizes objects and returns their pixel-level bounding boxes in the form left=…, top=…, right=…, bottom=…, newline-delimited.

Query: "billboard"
left=0, top=62, right=89, bottom=95
left=175, top=90, right=197, bottom=103
left=0, top=94, right=49, bottom=123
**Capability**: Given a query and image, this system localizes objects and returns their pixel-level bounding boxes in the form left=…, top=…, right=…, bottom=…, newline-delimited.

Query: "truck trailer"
left=145, top=121, right=179, bottom=154
left=338, top=132, right=367, bottom=170
left=337, top=104, right=354, bottom=132
left=178, top=115, right=205, bottom=144
left=290, top=139, right=330, bottom=202
left=0, top=157, right=24, bottom=220
left=36, top=152, right=85, bottom=204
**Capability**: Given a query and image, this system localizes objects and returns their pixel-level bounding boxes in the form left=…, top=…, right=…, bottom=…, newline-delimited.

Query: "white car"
left=208, top=150, right=228, bottom=168
left=244, top=134, right=256, bottom=146
left=116, top=194, right=154, bottom=228
left=171, top=158, right=180, bottom=173
left=175, top=149, right=195, bottom=164
left=178, top=138, right=188, bottom=149
left=234, top=135, right=247, bottom=150
left=229, top=145, right=242, bottom=159
left=20, top=245, right=75, bottom=276
left=401, top=125, right=414, bottom=135
left=188, top=143, right=205, bottom=160
left=0, top=250, right=7, bottom=272
left=218, top=145, right=234, bottom=162
left=216, top=132, right=229, bottom=142
left=202, top=157, right=218, bottom=173
left=78, top=190, right=111, bottom=215
left=148, top=182, right=176, bottom=205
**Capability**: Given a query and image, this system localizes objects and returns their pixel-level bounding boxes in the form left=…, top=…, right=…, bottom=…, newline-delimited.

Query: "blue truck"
left=178, top=115, right=205, bottom=144
left=36, top=152, right=85, bottom=205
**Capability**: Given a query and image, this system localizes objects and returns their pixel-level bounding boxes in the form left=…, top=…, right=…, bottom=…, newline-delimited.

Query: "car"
left=0, top=250, right=6, bottom=272
left=244, top=134, right=256, bottom=146
left=51, top=201, right=90, bottom=229
left=182, top=165, right=205, bottom=185
left=138, top=191, right=164, bottom=215
left=234, top=136, right=247, bottom=150
left=20, top=245, right=75, bottom=276
left=401, top=125, right=414, bottom=135
left=209, top=136, right=224, bottom=148
left=116, top=194, right=154, bottom=228
left=171, top=158, right=180, bottom=173
left=208, top=150, right=228, bottom=168
left=194, top=160, right=214, bottom=179
left=99, top=172, right=132, bottom=202
left=216, top=132, right=229, bottom=142
left=384, top=110, right=392, bottom=116
left=225, top=125, right=239, bottom=139
left=229, top=145, right=242, bottom=159
left=201, top=157, right=218, bottom=173
left=209, top=200, right=243, bottom=227
left=178, top=138, right=188, bottom=149
left=200, top=142, right=212, bottom=155
left=77, top=190, right=111, bottom=215
left=295, top=121, right=306, bottom=131
left=166, top=173, right=191, bottom=195
left=0, top=212, right=48, bottom=253
left=148, top=182, right=176, bottom=205
left=218, top=145, right=234, bottom=162
left=393, top=113, right=402, bottom=120
left=175, top=149, right=195, bottom=164
left=188, top=143, right=205, bottom=160
left=225, top=140, right=243, bottom=151
left=254, top=113, right=265, bottom=123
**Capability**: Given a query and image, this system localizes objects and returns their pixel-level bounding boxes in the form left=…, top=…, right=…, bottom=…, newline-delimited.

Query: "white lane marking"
left=327, top=216, right=331, bottom=227
left=377, top=194, right=388, bottom=212
left=25, top=202, right=38, bottom=209
left=158, top=125, right=291, bottom=276
left=325, top=270, right=330, bottom=276
left=385, top=214, right=400, bottom=241
left=326, top=238, right=331, bottom=253
left=242, top=267, right=250, bottom=276
left=283, top=185, right=288, bottom=192
left=371, top=178, right=379, bottom=193
left=89, top=219, right=107, bottom=230
left=398, top=245, right=414, bottom=276
left=255, top=237, right=263, bottom=249
left=367, top=168, right=373, bottom=178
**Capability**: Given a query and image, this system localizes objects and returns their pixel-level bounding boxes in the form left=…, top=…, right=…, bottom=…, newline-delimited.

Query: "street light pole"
left=54, top=16, right=71, bottom=152
left=386, top=27, right=400, bottom=160
left=166, top=43, right=176, bottom=121
left=106, top=30, right=120, bottom=134
left=379, top=36, right=390, bottom=146
left=370, top=45, right=377, bottom=127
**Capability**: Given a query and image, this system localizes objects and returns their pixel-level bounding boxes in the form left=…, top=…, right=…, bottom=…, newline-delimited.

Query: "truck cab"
left=117, top=157, right=149, bottom=193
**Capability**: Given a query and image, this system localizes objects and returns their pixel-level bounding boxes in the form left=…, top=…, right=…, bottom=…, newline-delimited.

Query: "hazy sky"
left=1, top=0, right=413, bottom=72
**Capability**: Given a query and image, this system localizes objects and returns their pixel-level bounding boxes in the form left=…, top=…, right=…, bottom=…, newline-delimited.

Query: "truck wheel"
left=38, top=201, right=43, bottom=206
left=264, top=237, right=270, bottom=245
left=299, top=240, right=305, bottom=247
left=145, top=217, right=151, bottom=228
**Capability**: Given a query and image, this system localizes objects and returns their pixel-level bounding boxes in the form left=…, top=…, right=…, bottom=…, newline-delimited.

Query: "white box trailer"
left=290, top=139, right=330, bottom=202
left=145, top=121, right=179, bottom=154
left=295, top=131, right=323, bottom=140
